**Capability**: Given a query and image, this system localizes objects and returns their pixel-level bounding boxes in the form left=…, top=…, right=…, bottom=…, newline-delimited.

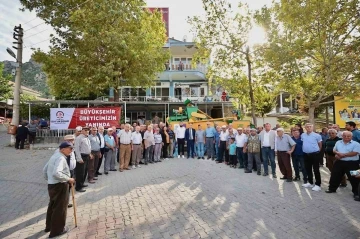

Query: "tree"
left=254, top=85, right=277, bottom=118
left=19, top=94, right=52, bottom=120
left=0, top=63, right=12, bottom=101
left=189, top=0, right=261, bottom=125
left=255, top=0, right=360, bottom=125
left=20, top=0, right=169, bottom=99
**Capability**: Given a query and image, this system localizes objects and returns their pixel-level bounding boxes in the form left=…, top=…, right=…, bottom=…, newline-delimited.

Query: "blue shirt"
left=301, top=132, right=322, bottom=153
left=319, top=133, right=329, bottom=144
left=104, top=135, right=115, bottom=148
left=205, top=127, right=216, bottom=137
left=229, top=143, right=237, bottom=155
left=351, top=129, right=360, bottom=143
left=214, top=131, right=220, bottom=144
left=333, top=140, right=360, bottom=161
left=291, top=136, right=304, bottom=156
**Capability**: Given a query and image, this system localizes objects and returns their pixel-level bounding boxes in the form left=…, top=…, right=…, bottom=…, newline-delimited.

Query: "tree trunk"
left=114, top=88, right=119, bottom=102
left=325, top=106, right=329, bottom=126
left=308, top=105, right=316, bottom=126
left=246, top=47, right=257, bottom=126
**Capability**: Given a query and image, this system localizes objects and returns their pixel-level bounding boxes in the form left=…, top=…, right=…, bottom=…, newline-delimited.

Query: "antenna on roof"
left=183, top=35, right=187, bottom=42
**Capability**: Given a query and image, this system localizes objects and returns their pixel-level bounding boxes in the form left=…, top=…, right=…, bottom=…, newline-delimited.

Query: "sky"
left=0, top=0, right=272, bottom=62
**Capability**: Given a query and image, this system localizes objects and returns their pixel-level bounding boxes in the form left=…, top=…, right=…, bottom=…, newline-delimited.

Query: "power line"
left=24, top=28, right=51, bottom=39
left=24, top=22, right=46, bottom=32
left=23, top=17, right=38, bottom=26
left=24, top=38, right=52, bottom=48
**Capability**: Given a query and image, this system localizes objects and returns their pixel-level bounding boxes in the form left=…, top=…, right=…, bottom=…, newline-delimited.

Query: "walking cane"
left=71, top=183, right=78, bottom=227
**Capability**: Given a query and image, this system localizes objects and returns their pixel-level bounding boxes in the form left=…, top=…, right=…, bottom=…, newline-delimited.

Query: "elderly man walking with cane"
left=43, top=142, right=75, bottom=238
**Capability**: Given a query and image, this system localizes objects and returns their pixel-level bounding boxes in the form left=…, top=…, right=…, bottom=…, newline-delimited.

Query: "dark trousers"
left=163, top=143, right=169, bottom=159
left=46, top=183, right=69, bottom=237
left=217, top=141, right=226, bottom=162
left=97, top=148, right=105, bottom=173
left=236, top=147, right=246, bottom=167
left=145, top=145, right=154, bottom=163
left=319, top=148, right=325, bottom=165
left=187, top=140, right=195, bottom=157
left=326, top=154, right=346, bottom=185
left=292, top=155, right=308, bottom=181
left=329, top=160, right=360, bottom=195
left=225, top=149, right=229, bottom=163
left=75, top=154, right=89, bottom=190
left=229, top=155, right=237, bottom=165
left=28, top=132, right=36, bottom=144
left=304, top=152, right=321, bottom=186
left=88, top=151, right=99, bottom=181
left=15, top=137, right=25, bottom=149
left=177, top=138, right=185, bottom=156
left=277, top=151, right=293, bottom=179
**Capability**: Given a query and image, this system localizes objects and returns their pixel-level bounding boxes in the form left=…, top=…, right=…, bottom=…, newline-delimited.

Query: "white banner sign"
left=50, top=108, right=75, bottom=130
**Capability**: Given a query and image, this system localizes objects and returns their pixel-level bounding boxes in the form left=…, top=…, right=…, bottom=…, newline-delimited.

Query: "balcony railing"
left=164, top=63, right=207, bottom=75
left=118, top=95, right=230, bottom=103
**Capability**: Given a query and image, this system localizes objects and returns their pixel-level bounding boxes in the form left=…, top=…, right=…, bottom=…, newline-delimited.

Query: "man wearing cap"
left=88, top=127, right=100, bottom=184
left=74, top=127, right=92, bottom=192
left=244, top=128, right=262, bottom=174
left=43, top=142, right=75, bottom=238
left=235, top=128, right=248, bottom=168
left=74, top=126, right=82, bottom=138
left=118, top=124, right=132, bottom=172
left=104, top=128, right=117, bottom=174
left=205, top=122, right=216, bottom=160
left=275, top=128, right=296, bottom=182
left=217, top=125, right=228, bottom=163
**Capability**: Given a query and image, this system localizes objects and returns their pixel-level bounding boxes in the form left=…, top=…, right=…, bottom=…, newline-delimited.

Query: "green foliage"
left=0, top=63, right=12, bottom=101
left=255, top=0, right=360, bottom=123
left=254, top=85, right=277, bottom=117
left=288, top=116, right=304, bottom=125
left=19, top=94, right=52, bottom=120
left=20, top=0, right=169, bottom=98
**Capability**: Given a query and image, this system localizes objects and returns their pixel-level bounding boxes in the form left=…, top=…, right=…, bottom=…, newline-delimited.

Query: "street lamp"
left=6, top=47, right=16, bottom=60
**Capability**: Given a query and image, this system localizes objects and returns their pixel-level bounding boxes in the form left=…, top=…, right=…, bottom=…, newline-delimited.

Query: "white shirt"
left=263, top=131, right=271, bottom=147
left=220, top=131, right=228, bottom=141
left=118, top=130, right=132, bottom=144
left=226, top=129, right=237, bottom=136
left=235, top=133, right=247, bottom=147
left=99, top=133, right=105, bottom=148
left=176, top=126, right=186, bottom=139
left=131, top=131, right=143, bottom=144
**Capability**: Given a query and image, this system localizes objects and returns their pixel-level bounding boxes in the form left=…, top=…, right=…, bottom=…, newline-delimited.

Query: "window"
left=161, top=88, right=169, bottom=97
left=191, top=87, right=199, bottom=97
left=181, top=58, right=186, bottom=62
left=139, top=88, right=146, bottom=97
left=200, top=88, right=205, bottom=97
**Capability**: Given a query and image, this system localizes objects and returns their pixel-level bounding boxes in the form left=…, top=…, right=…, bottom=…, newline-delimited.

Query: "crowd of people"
left=42, top=120, right=360, bottom=237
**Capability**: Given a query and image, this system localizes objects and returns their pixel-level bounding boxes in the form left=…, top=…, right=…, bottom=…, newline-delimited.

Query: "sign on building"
left=50, top=107, right=121, bottom=130
left=334, top=96, right=360, bottom=128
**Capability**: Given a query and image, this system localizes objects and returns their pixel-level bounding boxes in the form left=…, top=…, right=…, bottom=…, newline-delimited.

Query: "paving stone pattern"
left=0, top=132, right=359, bottom=239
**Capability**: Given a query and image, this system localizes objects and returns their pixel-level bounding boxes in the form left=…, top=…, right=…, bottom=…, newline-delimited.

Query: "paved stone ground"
left=0, top=131, right=359, bottom=239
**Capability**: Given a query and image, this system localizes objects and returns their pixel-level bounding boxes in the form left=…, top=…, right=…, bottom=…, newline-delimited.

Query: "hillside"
left=2, top=59, right=50, bottom=98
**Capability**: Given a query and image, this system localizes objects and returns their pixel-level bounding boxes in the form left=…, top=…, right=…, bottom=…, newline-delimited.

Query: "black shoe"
left=245, top=170, right=252, bottom=173
left=280, top=177, right=287, bottom=180
left=44, top=228, right=50, bottom=233
left=76, top=189, right=86, bottom=192
left=104, top=172, right=108, bottom=175
left=145, top=163, right=148, bottom=165
left=82, top=184, right=88, bottom=187
left=257, top=171, right=261, bottom=175
left=202, top=157, right=205, bottom=160
left=339, top=184, right=347, bottom=188
left=286, top=179, right=293, bottom=182
left=239, top=166, right=244, bottom=169
left=139, top=161, right=144, bottom=164
left=96, top=172, right=102, bottom=176
left=293, top=177, right=300, bottom=181
left=325, top=190, right=336, bottom=193
left=263, top=173, right=268, bottom=176
left=354, top=196, right=360, bottom=201
left=68, top=204, right=73, bottom=208
left=110, top=169, right=117, bottom=171
left=207, top=157, right=211, bottom=160
left=49, top=227, right=68, bottom=238
left=198, top=157, right=200, bottom=159
left=272, top=174, right=277, bottom=178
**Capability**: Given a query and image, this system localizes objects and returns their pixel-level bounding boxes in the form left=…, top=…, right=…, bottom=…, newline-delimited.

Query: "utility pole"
left=10, top=25, right=23, bottom=145
left=11, top=25, right=23, bottom=126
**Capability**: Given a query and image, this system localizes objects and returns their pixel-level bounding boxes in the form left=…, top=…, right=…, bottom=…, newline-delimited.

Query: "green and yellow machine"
left=166, top=99, right=251, bottom=129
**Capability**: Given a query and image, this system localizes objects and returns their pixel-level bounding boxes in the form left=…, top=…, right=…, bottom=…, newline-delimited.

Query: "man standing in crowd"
left=301, top=123, right=323, bottom=192
left=345, top=121, right=360, bottom=144
left=217, top=125, right=228, bottom=163
left=259, top=123, right=277, bottom=178
left=326, top=131, right=360, bottom=199
left=144, top=125, right=155, bottom=164
left=168, top=125, right=175, bottom=158
left=244, top=128, right=261, bottom=175
left=291, top=129, right=308, bottom=182
left=176, top=122, right=186, bottom=158
left=235, top=128, right=247, bottom=169
left=118, top=124, right=132, bottom=172
left=332, top=124, right=343, bottom=138
left=205, top=122, right=215, bottom=160
left=88, top=127, right=100, bottom=184
left=131, top=126, right=143, bottom=169
left=96, top=126, right=105, bottom=176
left=185, top=123, right=196, bottom=158
left=28, top=119, right=38, bottom=145
left=214, top=126, right=221, bottom=161
left=43, top=142, right=75, bottom=238
left=324, top=129, right=345, bottom=186
left=104, top=128, right=116, bottom=174
left=319, top=127, right=329, bottom=167
left=74, top=126, right=91, bottom=192
left=196, top=124, right=205, bottom=159
left=275, top=128, right=296, bottom=182
left=74, top=126, right=82, bottom=138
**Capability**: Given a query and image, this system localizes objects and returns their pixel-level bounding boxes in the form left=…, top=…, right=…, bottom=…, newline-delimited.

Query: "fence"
left=35, top=129, right=76, bottom=144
